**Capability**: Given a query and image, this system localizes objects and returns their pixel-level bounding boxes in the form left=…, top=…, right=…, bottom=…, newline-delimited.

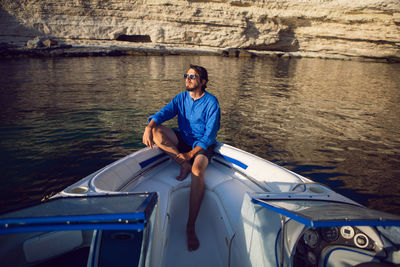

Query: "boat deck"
left=163, top=187, right=225, bottom=267
left=3, top=145, right=400, bottom=267
left=124, top=159, right=255, bottom=267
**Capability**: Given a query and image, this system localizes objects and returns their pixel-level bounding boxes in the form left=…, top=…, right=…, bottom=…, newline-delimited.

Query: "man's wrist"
left=146, top=125, right=153, bottom=130
left=146, top=120, right=156, bottom=131
left=188, top=146, right=203, bottom=159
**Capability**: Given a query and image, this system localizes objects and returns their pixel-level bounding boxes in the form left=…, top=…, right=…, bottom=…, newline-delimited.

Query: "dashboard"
left=293, top=226, right=377, bottom=266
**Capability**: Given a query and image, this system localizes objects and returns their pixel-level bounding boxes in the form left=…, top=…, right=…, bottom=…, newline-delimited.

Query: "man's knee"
left=151, top=126, right=162, bottom=144
left=191, top=156, right=208, bottom=177
left=151, top=125, right=163, bottom=135
left=191, top=166, right=203, bottom=177
left=152, top=126, right=169, bottom=144
left=152, top=126, right=179, bottom=147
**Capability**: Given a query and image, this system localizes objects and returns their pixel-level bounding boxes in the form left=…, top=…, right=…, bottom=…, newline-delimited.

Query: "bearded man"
left=142, top=64, right=221, bottom=251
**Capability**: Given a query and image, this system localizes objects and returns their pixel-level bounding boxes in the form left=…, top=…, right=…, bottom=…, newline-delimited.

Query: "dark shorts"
left=174, top=130, right=215, bottom=163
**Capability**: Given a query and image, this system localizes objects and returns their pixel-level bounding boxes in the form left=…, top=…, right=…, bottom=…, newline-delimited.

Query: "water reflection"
left=211, top=57, right=400, bottom=213
left=0, top=56, right=399, bottom=215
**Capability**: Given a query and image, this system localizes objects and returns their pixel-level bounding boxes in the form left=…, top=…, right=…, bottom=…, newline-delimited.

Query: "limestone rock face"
left=0, top=0, right=399, bottom=60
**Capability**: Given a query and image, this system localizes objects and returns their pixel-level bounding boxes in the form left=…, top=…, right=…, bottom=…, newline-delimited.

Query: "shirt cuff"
left=148, top=115, right=159, bottom=124
left=193, top=141, right=209, bottom=150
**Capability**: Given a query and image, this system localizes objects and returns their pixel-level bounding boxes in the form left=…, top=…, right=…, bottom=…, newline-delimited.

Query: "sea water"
left=0, top=56, right=399, bottom=214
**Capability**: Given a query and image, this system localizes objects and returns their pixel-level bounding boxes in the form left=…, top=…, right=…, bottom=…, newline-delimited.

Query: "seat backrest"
left=319, top=245, right=378, bottom=267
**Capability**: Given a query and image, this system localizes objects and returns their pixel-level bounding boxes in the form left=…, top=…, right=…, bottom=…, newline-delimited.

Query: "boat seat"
left=204, top=163, right=232, bottom=190
left=353, top=263, right=396, bottom=267
left=230, top=193, right=282, bottom=267
left=92, top=161, right=138, bottom=191
left=213, top=179, right=249, bottom=230
left=319, top=246, right=379, bottom=267
left=151, top=163, right=190, bottom=189
left=92, top=150, right=164, bottom=192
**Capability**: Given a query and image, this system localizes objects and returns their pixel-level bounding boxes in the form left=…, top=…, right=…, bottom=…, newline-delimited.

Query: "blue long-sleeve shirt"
left=149, top=91, right=221, bottom=150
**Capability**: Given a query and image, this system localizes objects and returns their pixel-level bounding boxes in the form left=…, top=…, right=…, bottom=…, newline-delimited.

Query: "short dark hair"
left=189, top=64, right=208, bottom=91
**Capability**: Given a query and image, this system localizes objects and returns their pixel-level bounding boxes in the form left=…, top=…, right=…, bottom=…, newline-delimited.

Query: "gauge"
left=303, top=229, right=320, bottom=248
left=354, top=233, right=369, bottom=248
left=321, top=227, right=339, bottom=242
left=340, top=226, right=355, bottom=239
left=296, top=241, right=306, bottom=255
left=307, top=251, right=317, bottom=265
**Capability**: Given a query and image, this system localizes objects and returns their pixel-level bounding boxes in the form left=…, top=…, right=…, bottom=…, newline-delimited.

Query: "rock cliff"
left=0, top=0, right=399, bottom=60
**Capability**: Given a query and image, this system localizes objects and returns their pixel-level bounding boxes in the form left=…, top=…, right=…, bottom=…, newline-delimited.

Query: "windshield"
left=0, top=193, right=157, bottom=234
left=253, top=198, right=400, bottom=228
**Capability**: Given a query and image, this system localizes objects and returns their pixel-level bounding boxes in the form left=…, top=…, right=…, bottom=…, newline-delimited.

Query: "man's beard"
left=186, top=85, right=197, bottom=91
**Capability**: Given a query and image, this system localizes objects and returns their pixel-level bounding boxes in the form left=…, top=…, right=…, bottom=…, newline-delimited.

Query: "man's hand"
left=175, top=146, right=203, bottom=164
left=142, top=126, right=154, bottom=148
left=175, top=153, right=191, bottom=164
left=143, top=120, right=158, bottom=148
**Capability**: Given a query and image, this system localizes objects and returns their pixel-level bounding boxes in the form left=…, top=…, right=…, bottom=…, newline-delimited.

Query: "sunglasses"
left=183, top=74, right=197, bottom=80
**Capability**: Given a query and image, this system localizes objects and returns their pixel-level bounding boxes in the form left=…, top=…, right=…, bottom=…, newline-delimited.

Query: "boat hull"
left=1, top=143, right=399, bottom=267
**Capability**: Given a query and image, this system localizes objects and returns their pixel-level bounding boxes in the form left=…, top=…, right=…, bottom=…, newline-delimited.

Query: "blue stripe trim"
left=0, top=223, right=145, bottom=235
left=216, top=153, right=248, bottom=170
left=253, top=198, right=313, bottom=227
left=139, top=153, right=166, bottom=168
left=1, top=212, right=145, bottom=226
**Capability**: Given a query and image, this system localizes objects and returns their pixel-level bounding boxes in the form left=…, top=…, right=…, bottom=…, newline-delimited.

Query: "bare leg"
left=176, top=163, right=192, bottom=181
left=187, top=154, right=208, bottom=251
left=152, top=126, right=191, bottom=180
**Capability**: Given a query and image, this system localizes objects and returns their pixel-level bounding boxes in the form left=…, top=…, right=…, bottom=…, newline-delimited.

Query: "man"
left=142, top=64, right=221, bottom=251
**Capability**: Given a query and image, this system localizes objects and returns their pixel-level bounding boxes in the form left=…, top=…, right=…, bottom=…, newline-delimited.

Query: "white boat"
left=1, top=143, right=400, bottom=267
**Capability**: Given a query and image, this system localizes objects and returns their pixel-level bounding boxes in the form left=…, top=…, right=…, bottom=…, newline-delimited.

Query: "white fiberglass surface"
left=163, top=188, right=227, bottom=267
left=124, top=159, right=259, bottom=267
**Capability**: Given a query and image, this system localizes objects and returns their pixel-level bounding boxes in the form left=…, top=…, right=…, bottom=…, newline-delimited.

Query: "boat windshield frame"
left=252, top=198, right=400, bottom=228
left=0, top=192, right=158, bottom=234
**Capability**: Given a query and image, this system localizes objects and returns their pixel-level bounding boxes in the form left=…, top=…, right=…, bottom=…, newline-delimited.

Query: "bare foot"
left=176, top=162, right=191, bottom=181
left=186, top=225, right=200, bottom=251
